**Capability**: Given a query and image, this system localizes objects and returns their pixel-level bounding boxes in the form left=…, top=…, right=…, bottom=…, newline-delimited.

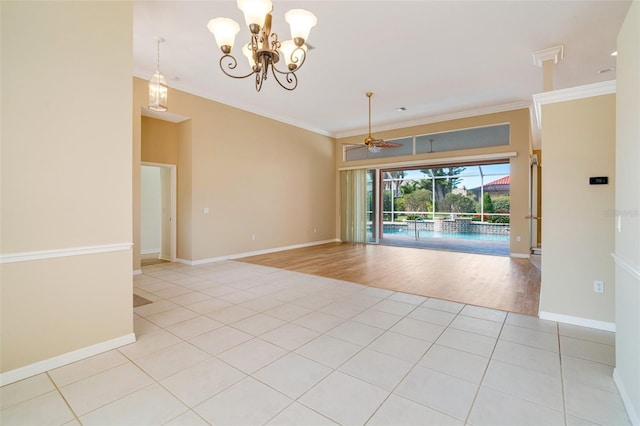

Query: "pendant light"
left=148, top=37, right=168, bottom=112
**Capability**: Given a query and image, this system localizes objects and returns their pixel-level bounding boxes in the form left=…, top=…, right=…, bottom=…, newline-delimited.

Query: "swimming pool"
left=382, top=226, right=510, bottom=242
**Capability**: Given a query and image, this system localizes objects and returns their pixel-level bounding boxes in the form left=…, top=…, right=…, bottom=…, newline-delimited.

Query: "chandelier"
left=148, top=37, right=168, bottom=111
left=207, top=0, right=317, bottom=92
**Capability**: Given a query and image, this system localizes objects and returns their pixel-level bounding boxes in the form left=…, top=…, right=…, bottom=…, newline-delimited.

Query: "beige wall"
left=133, top=78, right=337, bottom=265
left=614, top=0, right=640, bottom=421
left=540, top=94, right=616, bottom=323
left=1, top=2, right=133, bottom=374
left=336, top=109, right=532, bottom=256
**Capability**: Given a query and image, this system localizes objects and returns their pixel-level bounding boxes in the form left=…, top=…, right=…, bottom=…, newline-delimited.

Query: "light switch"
left=204, top=207, right=210, bottom=214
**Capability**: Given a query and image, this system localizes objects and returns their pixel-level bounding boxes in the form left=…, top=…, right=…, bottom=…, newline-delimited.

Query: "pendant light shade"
left=148, top=37, right=168, bottom=112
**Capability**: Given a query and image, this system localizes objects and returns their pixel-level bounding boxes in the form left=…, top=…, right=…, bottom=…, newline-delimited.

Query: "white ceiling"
left=133, top=1, right=630, bottom=139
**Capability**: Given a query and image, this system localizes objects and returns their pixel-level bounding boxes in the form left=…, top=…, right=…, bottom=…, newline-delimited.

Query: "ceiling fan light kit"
left=208, top=0, right=317, bottom=92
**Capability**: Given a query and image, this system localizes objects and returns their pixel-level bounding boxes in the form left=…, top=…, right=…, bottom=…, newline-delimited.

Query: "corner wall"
left=539, top=92, right=616, bottom=326
left=0, top=2, right=134, bottom=381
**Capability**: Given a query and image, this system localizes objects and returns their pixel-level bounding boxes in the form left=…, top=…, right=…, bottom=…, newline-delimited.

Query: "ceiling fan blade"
left=375, top=141, right=402, bottom=149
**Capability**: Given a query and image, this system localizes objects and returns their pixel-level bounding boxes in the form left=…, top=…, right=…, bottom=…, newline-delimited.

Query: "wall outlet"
left=516, top=235, right=521, bottom=242
left=251, top=234, right=256, bottom=240
left=594, top=281, right=604, bottom=293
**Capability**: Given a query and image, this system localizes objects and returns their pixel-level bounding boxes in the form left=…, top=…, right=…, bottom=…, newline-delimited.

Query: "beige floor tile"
left=152, top=285, right=193, bottom=299
left=565, top=380, right=631, bottom=425
left=194, top=377, right=292, bottom=425
left=559, top=323, right=615, bottom=345
left=160, top=357, right=246, bottom=407
left=293, top=311, right=345, bottom=333
left=389, top=317, right=445, bottom=341
left=260, top=323, right=320, bottom=351
left=164, top=410, right=210, bottom=425
left=0, top=390, right=75, bottom=425
left=327, top=320, right=386, bottom=346
left=229, top=313, right=286, bottom=336
left=566, top=414, right=601, bottom=426
left=188, top=326, right=253, bottom=355
left=505, top=312, right=558, bottom=335
left=319, top=301, right=367, bottom=319
left=386, top=292, right=428, bottom=306
left=468, top=387, right=565, bottom=426
left=339, top=348, right=413, bottom=391
left=460, top=305, right=507, bottom=323
left=237, top=296, right=283, bottom=313
left=79, top=384, right=187, bottom=425
left=295, top=335, right=362, bottom=368
left=366, top=331, right=434, bottom=363
left=418, top=344, right=489, bottom=384
left=300, top=371, right=388, bottom=425
left=562, top=355, right=618, bottom=393
left=408, top=306, right=457, bottom=326
left=368, top=393, right=463, bottom=426
left=492, top=340, right=561, bottom=377
left=482, top=359, right=563, bottom=411
left=133, top=342, right=210, bottom=380
left=133, top=299, right=179, bottom=317
left=421, top=298, right=465, bottom=314
left=49, top=350, right=129, bottom=387
left=118, top=329, right=182, bottom=360
left=146, top=306, right=200, bottom=328
left=436, top=327, right=497, bottom=357
left=216, top=338, right=287, bottom=374
left=184, top=297, right=231, bottom=315
left=499, top=323, right=559, bottom=353
left=371, top=299, right=418, bottom=316
left=206, top=305, right=257, bottom=324
left=266, top=402, right=338, bottom=425
left=254, top=353, right=331, bottom=398
left=165, top=316, right=224, bottom=340
left=167, top=291, right=211, bottom=306
left=134, top=317, right=161, bottom=335
left=0, top=373, right=55, bottom=410
left=395, top=366, right=478, bottom=420
left=449, top=315, right=503, bottom=338
left=560, top=336, right=615, bottom=366
left=264, top=303, right=313, bottom=321
left=351, top=309, right=403, bottom=330
left=59, top=363, right=153, bottom=415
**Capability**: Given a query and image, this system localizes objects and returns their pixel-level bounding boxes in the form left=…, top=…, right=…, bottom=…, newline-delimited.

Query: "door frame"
left=141, top=162, right=177, bottom=262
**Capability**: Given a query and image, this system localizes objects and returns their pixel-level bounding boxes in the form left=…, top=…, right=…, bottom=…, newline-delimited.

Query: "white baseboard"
left=0, top=333, right=136, bottom=386
left=614, top=368, right=640, bottom=426
left=140, top=249, right=160, bottom=255
left=178, top=239, right=340, bottom=266
left=510, top=253, right=530, bottom=259
left=133, top=269, right=142, bottom=275
left=538, top=311, right=616, bottom=332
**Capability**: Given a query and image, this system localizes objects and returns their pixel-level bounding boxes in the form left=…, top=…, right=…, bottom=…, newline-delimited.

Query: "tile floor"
left=0, top=260, right=630, bottom=425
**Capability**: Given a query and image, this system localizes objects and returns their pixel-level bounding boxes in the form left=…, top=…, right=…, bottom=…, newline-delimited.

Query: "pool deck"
left=379, top=233, right=510, bottom=256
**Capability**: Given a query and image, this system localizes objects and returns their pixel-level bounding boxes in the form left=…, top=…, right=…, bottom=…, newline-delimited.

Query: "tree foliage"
left=439, top=193, right=476, bottom=213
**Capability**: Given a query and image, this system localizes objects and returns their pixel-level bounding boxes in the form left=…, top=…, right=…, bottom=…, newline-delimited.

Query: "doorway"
left=141, top=163, right=176, bottom=263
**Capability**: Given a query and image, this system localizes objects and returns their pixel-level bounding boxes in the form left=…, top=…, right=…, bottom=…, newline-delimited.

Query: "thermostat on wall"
left=589, top=176, right=608, bottom=185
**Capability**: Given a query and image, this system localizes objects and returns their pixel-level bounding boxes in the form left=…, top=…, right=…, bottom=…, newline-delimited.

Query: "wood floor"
left=237, top=242, right=540, bottom=316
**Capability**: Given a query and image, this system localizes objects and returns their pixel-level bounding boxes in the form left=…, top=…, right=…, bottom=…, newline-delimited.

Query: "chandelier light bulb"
left=236, top=0, right=273, bottom=31
left=285, top=9, right=317, bottom=45
left=208, top=18, right=240, bottom=53
left=279, top=40, right=307, bottom=70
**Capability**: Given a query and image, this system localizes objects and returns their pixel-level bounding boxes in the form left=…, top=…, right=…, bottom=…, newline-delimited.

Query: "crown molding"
left=532, top=45, right=564, bottom=67
left=532, top=80, right=616, bottom=129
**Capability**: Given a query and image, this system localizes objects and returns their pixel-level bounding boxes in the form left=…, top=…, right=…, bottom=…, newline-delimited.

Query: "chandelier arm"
left=219, top=54, right=257, bottom=80
left=270, top=66, right=298, bottom=91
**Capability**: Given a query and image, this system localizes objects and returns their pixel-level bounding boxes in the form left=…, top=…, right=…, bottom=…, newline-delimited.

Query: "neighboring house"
left=470, top=176, right=510, bottom=199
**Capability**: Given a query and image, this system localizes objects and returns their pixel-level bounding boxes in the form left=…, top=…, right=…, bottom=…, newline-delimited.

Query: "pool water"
left=382, top=226, right=509, bottom=242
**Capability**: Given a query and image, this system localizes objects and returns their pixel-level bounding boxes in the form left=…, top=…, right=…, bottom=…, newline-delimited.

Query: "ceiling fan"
left=345, top=92, right=401, bottom=153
